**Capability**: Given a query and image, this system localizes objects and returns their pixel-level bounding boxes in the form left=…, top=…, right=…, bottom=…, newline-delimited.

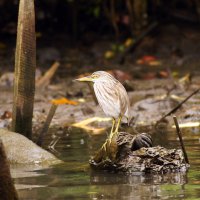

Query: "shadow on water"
left=14, top=126, right=200, bottom=200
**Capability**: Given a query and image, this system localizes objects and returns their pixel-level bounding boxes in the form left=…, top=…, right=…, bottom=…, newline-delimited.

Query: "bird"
left=76, top=71, right=130, bottom=152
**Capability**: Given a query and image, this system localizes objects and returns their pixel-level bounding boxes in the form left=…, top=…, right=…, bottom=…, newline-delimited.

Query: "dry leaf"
left=136, top=55, right=159, bottom=66
left=149, top=60, right=161, bottom=66
left=0, top=111, right=12, bottom=119
left=51, top=98, right=78, bottom=105
left=124, top=38, right=134, bottom=47
left=104, top=51, right=115, bottom=59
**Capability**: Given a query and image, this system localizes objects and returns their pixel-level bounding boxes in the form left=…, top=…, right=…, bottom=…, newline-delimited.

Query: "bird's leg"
left=101, top=117, right=121, bottom=156
left=107, top=117, right=121, bottom=161
left=109, top=118, right=117, bottom=140
left=108, top=116, right=122, bottom=141
left=114, top=115, right=122, bottom=134
left=110, top=118, right=116, bottom=135
left=102, top=118, right=116, bottom=152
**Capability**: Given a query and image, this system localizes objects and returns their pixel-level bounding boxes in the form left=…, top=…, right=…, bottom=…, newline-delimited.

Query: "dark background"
left=0, top=0, right=200, bottom=77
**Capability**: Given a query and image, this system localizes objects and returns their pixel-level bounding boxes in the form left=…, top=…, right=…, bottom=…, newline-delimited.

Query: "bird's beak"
left=75, top=76, right=93, bottom=82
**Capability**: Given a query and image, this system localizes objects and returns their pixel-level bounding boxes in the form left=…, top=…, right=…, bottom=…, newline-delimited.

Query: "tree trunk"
left=12, top=0, right=36, bottom=139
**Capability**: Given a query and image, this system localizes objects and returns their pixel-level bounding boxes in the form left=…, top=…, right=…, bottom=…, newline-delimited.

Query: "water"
left=13, top=127, right=200, bottom=200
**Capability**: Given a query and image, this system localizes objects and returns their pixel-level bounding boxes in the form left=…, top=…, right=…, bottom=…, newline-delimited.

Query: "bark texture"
left=12, top=0, right=36, bottom=139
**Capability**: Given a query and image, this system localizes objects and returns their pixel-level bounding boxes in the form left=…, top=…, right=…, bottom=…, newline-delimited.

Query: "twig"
left=173, top=116, right=189, bottom=164
left=36, top=61, right=60, bottom=88
left=157, top=88, right=200, bottom=122
left=37, top=104, right=58, bottom=146
left=117, top=21, right=159, bottom=64
left=48, top=136, right=61, bottom=154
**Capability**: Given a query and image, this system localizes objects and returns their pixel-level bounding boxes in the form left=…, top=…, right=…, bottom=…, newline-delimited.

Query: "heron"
left=76, top=71, right=130, bottom=150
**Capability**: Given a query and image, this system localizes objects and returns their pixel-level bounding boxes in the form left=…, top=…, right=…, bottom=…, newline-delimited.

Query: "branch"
left=117, top=21, right=159, bottom=64
left=173, top=116, right=189, bottom=164
left=157, top=88, right=200, bottom=122
left=37, top=104, right=58, bottom=146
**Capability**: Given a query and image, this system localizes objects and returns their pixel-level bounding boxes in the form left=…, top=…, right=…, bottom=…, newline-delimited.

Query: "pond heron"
left=76, top=71, right=130, bottom=152
left=76, top=71, right=130, bottom=148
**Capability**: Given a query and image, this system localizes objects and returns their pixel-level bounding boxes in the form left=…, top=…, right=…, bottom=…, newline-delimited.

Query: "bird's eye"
left=92, top=74, right=99, bottom=79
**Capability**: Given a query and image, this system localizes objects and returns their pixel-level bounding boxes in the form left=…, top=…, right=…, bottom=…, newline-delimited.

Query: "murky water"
left=13, top=126, right=200, bottom=200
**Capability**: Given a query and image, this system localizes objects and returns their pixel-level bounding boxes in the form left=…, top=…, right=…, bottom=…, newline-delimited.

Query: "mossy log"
left=90, top=132, right=189, bottom=174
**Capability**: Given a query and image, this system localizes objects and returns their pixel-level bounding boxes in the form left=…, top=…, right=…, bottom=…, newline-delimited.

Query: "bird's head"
left=75, top=71, right=115, bottom=83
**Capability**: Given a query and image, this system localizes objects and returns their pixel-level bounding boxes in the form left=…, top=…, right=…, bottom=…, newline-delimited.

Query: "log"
left=90, top=132, right=189, bottom=174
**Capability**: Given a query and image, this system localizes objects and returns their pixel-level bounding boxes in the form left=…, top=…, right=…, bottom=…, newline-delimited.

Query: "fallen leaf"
left=158, top=70, right=169, bottom=78
left=149, top=60, right=161, bottom=66
left=51, top=98, right=78, bottom=105
left=104, top=50, right=115, bottom=59
left=142, top=55, right=156, bottom=62
left=136, top=59, right=145, bottom=64
left=136, top=55, right=160, bottom=66
left=124, top=38, right=134, bottom=47
left=0, top=111, right=12, bottom=119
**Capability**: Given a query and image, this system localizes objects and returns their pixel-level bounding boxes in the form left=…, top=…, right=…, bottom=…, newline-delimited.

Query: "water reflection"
left=14, top=126, right=200, bottom=200
left=89, top=172, right=187, bottom=200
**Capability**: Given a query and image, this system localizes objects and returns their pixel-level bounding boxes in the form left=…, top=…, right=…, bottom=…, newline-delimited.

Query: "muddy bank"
left=0, top=76, right=199, bottom=137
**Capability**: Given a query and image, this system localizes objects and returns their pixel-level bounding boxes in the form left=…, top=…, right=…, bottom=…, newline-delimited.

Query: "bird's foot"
left=101, top=139, right=108, bottom=152
left=106, top=132, right=118, bottom=161
left=109, top=130, right=118, bottom=142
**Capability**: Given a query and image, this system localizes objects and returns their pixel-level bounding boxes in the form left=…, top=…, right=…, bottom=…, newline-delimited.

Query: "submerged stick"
left=37, top=104, right=58, bottom=146
left=173, top=116, right=189, bottom=164
left=157, top=88, right=200, bottom=123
